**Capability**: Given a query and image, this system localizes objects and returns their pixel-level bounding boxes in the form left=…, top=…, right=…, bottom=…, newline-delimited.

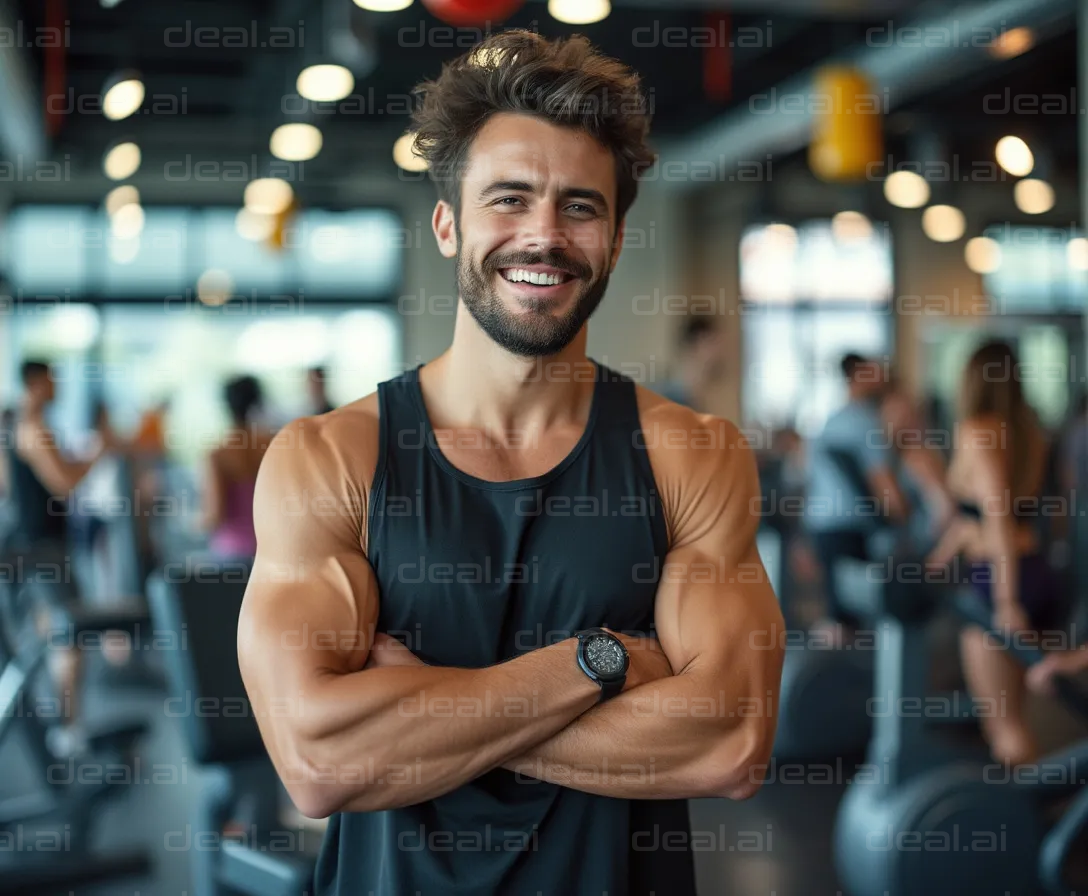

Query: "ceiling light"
left=1014, top=178, right=1054, bottom=215
left=197, top=269, right=235, bottom=306
left=352, top=0, right=412, bottom=10
left=235, top=208, right=276, bottom=242
left=883, top=170, right=930, bottom=209
left=296, top=64, right=355, bottom=102
left=109, top=236, right=140, bottom=265
left=995, top=136, right=1034, bottom=177
left=244, top=178, right=294, bottom=215
left=764, top=223, right=798, bottom=252
left=988, top=27, right=1034, bottom=60
left=111, top=203, right=145, bottom=240
left=831, top=211, right=873, bottom=243
left=102, top=71, right=145, bottom=121
left=921, top=204, right=965, bottom=242
left=964, top=236, right=1001, bottom=274
left=549, top=0, right=610, bottom=24
left=105, top=184, right=140, bottom=217
left=1067, top=237, right=1088, bottom=271
left=393, top=134, right=428, bottom=172
left=270, top=123, right=323, bottom=162
left=103, top=141, right=141, bottom=180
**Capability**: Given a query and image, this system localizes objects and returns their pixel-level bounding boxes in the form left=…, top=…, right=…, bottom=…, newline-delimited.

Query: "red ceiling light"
left=421, top=0, right=524, bottom=26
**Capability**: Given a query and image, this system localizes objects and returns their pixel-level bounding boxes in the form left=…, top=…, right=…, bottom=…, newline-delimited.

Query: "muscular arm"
left=499, top=406, right=784, bottom=800
left=238, top=412, right=608, bottom=819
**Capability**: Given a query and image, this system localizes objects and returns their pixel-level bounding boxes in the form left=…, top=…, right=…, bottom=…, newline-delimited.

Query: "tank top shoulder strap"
left=590, top=362, right=668, bottom=552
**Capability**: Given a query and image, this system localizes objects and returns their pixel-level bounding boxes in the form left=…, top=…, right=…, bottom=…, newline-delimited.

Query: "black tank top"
left=314, top=363, right=697, bottom=896
left=4, top=432, right=66, bottom=550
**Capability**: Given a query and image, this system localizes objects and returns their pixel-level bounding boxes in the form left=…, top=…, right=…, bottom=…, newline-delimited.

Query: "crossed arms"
left=238, top=406, right=784, bottom=819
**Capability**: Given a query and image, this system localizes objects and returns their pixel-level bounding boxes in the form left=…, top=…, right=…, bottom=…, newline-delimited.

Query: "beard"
left=457, top=244, right=609, bottom=358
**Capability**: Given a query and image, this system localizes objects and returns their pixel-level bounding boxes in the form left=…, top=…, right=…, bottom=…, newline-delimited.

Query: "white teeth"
left=502, top=269, right=565, bottom=286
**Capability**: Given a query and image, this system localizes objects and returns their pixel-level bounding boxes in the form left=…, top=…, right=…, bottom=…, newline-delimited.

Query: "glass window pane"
left=983, top=226, right=1087, bottom=312
left=295, top=209, right=402, bottom=297
left=740, top=219, right=893, bottom=304
left=6, top=205, right=90, bottom=295
left=99, top=208, right=191, bottom=297
left=199, top=208, right=292, bottom=296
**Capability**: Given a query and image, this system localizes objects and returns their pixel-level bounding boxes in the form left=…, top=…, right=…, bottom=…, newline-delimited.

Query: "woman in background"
left=928, top=341, right=1060, bottom=766
left=204, top=375, right=270, bottom=558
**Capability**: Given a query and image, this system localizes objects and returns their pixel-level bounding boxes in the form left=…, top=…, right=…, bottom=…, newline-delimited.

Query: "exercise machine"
left=0, top=554, right=152, bottom=893
left=832, top=555, right=1088, bottom=896
left=147, top=562, right=319, bottom=896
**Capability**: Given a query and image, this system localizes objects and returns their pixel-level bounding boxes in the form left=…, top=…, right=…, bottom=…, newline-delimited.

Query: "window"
left=982, top=225, right=1087, bottom=313
left=739, top=219, right=894, bottom=436
left=4, top=205, right=404, bottom=300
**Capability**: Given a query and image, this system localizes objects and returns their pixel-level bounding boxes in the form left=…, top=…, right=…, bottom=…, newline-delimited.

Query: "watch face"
left=585, top=635, right=626, bottom=677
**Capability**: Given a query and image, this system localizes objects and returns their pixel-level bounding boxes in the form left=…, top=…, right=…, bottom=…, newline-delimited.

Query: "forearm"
left=292, top=638, right=600, bottom=814
left=500, top=669, right=761, bottom=800
left=986, top=515, right=1019, bottom=606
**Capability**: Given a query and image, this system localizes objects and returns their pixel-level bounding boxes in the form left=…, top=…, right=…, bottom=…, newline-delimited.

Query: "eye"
left=495, top=196, right=524, bottom=207
left=566, top=203, right=598, bottom=217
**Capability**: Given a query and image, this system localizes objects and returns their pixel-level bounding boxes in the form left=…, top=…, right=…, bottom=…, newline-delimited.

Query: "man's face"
left=28, top=371, right=54, bottom=404
left=436, top=113, right=623, bottom=357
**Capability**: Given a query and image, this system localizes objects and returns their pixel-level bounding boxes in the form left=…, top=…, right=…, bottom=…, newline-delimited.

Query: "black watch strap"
left=598, top=677, right=624, bottom=702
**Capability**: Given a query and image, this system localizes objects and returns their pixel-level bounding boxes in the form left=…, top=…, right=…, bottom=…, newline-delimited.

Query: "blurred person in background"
left=804, top=353, right=907, bottom=643
left=9, top=360, right=114, bottom=755
left=657, top=315, right=725, bottom=411
left=927, top=340, right=1061, bottom=767
left=203, top=375, right=271, bottom=558
left=307, top=365, right=336, bottom=416
left=881, top=374, right=955, bottom=549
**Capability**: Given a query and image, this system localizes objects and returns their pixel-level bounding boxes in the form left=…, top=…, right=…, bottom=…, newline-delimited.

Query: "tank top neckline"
left=405, top=361, right=603, bottom=492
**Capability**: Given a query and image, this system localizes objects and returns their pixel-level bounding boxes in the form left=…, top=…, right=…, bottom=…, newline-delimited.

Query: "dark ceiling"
left=9, top=0, right=1082, bottom=188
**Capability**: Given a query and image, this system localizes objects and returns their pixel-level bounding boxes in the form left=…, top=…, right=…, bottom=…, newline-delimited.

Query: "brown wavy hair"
left=409, top=30, right=656, bottom=225
left=959, top=340, right=1041, bottom=494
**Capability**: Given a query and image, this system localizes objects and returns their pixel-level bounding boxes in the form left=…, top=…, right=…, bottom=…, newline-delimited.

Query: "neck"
left=425, top=301, right=594, bottom=433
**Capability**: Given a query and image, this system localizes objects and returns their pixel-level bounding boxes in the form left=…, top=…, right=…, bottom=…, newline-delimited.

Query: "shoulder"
left=255, top=392, right=380, bottom=522
left=634, top=385, right=758, bottom=545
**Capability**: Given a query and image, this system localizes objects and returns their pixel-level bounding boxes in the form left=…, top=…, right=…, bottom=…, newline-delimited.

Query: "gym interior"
left=1, top=0, right=1087, bottom=894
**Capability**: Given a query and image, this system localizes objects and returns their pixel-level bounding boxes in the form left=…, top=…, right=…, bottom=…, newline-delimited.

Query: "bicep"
left=653, top=438, right=783, bottom=679
left=238, top=425, right=378, bottom=732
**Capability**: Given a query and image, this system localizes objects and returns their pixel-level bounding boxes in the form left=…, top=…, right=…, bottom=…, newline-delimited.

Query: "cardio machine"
left=832, top=555, right=1088, bottom=896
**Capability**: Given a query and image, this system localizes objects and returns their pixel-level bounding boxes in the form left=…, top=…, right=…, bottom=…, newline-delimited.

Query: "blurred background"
left=0, top=0, right=1087, bottom=894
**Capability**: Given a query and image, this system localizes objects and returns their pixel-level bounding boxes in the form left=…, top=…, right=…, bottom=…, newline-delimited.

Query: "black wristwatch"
left=575, top=628, right=629, bottom=702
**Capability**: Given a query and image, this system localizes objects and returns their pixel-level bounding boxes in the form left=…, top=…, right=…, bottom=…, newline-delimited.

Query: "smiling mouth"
left=499, top=268, right=575, bottom=287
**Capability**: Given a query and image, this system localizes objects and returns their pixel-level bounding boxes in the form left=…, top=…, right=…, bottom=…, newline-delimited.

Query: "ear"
left=433, top=201, right=458, bottom=259
left=609, top=218, right=626, bottom=273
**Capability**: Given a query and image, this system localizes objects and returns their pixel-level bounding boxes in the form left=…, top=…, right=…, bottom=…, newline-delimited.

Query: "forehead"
left=461, top=113, right=616, bottom=200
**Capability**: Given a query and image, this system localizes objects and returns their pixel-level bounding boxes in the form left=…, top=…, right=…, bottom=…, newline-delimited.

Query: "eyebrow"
left=477, top=181, right=611, bottom=212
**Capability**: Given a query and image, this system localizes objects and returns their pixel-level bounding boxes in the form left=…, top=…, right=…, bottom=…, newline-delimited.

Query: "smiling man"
left=238, top=31, right=783, bottom=896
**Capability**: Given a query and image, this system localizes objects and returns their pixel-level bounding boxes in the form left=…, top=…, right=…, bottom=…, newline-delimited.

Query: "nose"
left=520, top=202, right=570, bottom=255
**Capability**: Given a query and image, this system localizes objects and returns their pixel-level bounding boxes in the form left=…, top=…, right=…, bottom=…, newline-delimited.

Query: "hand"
left=992, top=602, right=1030, bottom=635
left=1027, top=649, right=1088, bottom=697
left=1026, top=654, right=1061, bottom=696
left=606, top=630, right=674, bottom=693
left=364, top=632, right=425, bottom=670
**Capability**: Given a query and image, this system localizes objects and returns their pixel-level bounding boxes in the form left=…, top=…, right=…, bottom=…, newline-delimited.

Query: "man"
left=804, top=353, right=907, bottom=639
left=657, top=315, right=725, bottom=410
left=239, top=31, right=783, bottom=896
left=8, top=360, right=109, bottom=754
left=306, top=366, right=335, bottom=416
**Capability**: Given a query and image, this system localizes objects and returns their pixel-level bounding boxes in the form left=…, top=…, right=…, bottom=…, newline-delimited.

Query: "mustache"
left=482, top=250, right=592, bottom=281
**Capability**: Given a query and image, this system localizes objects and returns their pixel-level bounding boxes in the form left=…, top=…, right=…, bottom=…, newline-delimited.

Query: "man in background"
left=307, top=366, right=336, bottom=416
left=804, top=353, right=907, bottom=641
left=657, top=315, right=725, bottom=411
